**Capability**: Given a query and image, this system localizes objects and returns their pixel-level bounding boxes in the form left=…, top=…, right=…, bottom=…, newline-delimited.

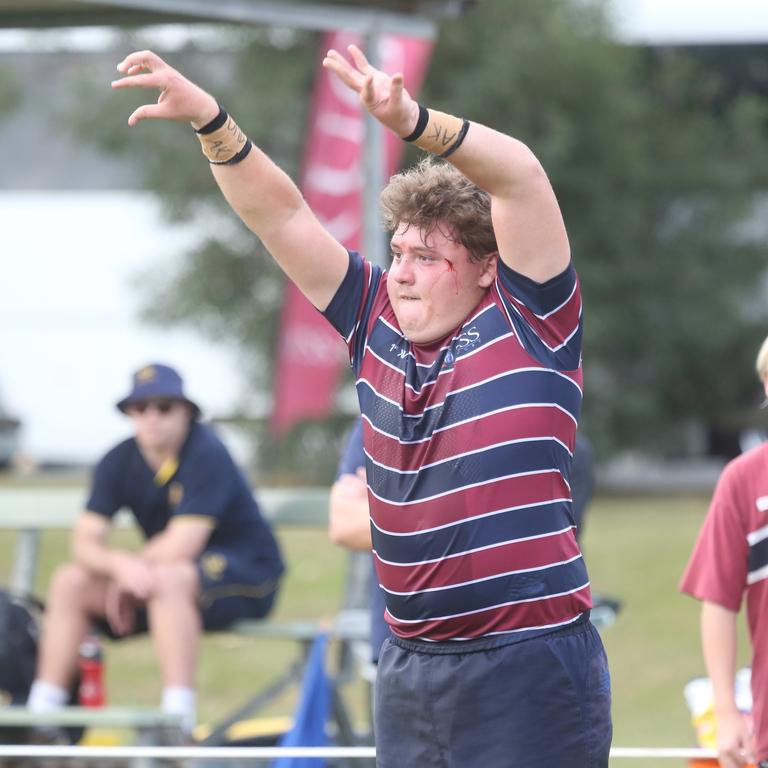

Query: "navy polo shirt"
left=87, top=421, right=284, bottom=583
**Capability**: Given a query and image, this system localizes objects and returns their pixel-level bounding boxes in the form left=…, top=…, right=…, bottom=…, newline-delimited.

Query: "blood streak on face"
left=443, top=258, right=459, bottom=295
left=387, top=223, right=495, bottom=344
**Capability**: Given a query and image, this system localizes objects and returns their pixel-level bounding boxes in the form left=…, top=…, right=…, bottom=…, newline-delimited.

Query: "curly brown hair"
left=379, top=157, right=497, bottom=263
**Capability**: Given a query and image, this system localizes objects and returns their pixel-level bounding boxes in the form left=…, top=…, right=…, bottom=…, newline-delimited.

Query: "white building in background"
left=1, top=0, right=767, bottom=465
left=0, top=45, right=252, bottom=467
left=0, top=191, right=247, bottom=465
left=611, top=0, right=768, bottom=44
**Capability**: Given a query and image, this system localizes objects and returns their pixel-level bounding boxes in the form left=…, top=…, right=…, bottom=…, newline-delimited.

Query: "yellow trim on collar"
left=154, top=457, right=179, bottom=486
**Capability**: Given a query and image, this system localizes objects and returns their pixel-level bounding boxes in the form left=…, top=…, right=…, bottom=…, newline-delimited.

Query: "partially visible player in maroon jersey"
left=681, top=335, right=768, bottom=768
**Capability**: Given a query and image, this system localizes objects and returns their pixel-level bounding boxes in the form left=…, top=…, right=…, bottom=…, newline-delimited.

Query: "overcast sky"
left=612, top=0, right=768, bottom=44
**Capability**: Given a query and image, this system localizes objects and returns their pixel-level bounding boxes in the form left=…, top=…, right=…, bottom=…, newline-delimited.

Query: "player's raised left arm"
left=323, top=45, right=570, bottom=284
left=444, top=125, right=570, bottom=284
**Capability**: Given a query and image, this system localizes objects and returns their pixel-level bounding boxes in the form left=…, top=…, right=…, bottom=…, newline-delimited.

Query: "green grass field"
left=0, top=488, right=751, bottom=766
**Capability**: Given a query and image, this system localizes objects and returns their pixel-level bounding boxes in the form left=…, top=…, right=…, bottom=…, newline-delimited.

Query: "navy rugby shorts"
left=374, top=615, right=612, bottom=768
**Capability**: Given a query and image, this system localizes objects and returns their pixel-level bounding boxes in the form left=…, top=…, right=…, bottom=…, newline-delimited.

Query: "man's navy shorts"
left=374, top=614, right=612, bottom=768
left=96, top=550, right=281, bottom=638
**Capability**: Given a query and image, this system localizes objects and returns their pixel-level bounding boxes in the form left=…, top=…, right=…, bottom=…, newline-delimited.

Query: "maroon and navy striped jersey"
left=323, top=251, right=592, bottom=642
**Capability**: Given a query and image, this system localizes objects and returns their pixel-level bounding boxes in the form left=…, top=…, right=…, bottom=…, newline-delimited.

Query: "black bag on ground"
left=0, top=590, right=41, bottom=706
left=0, top=589, right=83, bottom=745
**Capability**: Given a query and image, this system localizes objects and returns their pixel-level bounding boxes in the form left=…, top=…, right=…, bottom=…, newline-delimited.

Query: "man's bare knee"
left=48, top=562, right=96, bottom=604
left=152, top=562, right=199, bottom=600
left=44, top=562, right=110, bottom=621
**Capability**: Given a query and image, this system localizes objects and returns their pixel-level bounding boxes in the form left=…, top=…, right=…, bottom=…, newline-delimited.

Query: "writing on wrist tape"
left=403, top=104, right=470, bottom=158
left=194, top=106, right=252, bottom=166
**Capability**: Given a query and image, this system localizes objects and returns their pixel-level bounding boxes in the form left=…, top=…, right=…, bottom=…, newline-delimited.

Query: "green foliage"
left=244, top=413, right=361, bottom=486
left=73, top=27, right=315, bottom=216
left=65, top=28, right=323, bottom=478
left=136, top=235, right=283, bottom=392
left=68, top=3, right=768, bottom=468
left=426, top=0, right=768, bottom=457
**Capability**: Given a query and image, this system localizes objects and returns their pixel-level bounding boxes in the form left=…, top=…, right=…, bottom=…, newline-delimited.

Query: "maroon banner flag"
left=269, top=31, right=433, bottom=436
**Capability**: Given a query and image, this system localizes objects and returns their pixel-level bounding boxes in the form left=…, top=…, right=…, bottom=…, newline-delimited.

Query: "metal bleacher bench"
left=0, top=485, right=375, bottom=760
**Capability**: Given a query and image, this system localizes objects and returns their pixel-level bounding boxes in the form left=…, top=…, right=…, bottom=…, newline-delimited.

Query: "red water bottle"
left=78, top=634, right=105, bottom=707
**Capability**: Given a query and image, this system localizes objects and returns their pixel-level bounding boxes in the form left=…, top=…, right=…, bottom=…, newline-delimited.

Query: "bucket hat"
left=116, top=363, right=200, bottom=418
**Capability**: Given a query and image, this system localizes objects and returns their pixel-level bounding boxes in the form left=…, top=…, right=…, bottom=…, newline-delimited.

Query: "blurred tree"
left=424, top=0, right=768, bottom=458
left=71, top=26, right=315, bottom=391
left=66, top=27, right=346, bottom=482
left=68, top=0, right=768, bottom=471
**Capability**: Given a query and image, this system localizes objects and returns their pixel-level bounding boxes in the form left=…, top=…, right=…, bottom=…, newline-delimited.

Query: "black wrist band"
left=402, top=104, right=429, bottom=142
left=209, top=139, right=253, bottom=166
left=195, top=104, right=227, bottom=135
left=439, top=119, right=470, bottom=159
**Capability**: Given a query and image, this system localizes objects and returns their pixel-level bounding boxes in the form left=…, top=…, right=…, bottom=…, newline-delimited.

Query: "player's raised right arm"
left=111, top=50, right=348, bottom=311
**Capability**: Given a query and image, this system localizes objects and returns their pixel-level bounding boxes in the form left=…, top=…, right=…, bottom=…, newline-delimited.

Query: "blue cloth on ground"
left=270, top=632, right=331, bottom=768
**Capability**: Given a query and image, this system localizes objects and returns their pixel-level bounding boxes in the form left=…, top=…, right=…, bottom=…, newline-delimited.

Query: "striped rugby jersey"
left=680, top=442, right=768, bottom=761
left=323, top=250, right=592, bottom=642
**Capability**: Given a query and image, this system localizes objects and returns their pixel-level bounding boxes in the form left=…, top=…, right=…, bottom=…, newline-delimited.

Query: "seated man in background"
left=27, top=363, right=284, bottom=735
left=329, top=419, right=389, bottom=666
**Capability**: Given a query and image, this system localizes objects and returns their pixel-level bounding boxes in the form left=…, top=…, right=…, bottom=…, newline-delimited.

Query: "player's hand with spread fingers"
left=322, top=44, right=419, bottom=138
left=112, top=50, right=219, bottom=129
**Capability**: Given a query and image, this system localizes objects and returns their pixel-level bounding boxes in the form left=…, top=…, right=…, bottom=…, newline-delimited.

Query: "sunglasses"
left=128, top=400, right=180, bottom=415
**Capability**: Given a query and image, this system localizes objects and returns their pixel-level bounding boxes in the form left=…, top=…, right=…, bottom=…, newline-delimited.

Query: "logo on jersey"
left=168, top=482, right=184, bottom=508
left=387, top=327, right=481, bottom=364
left=454, top=326, right=481, bottom=354
left=757, top=496, right=768, bottom=513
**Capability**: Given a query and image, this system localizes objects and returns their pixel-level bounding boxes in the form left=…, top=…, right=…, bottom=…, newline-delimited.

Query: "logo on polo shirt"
left=168, top=482, right=184, bottom=508
left=201, top=553, right=227, bottom=581
left=757, top=496, right=768, bottom=513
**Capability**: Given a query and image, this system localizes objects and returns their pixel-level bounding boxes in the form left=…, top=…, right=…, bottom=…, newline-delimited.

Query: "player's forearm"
left=395, top=100, right=546, bottom=201
left=448, top=123, right=550, bottom=201
left=329, top=495, right=373, bottom=550
left=209, top=144, right=307, bottom=241
left=71, top=534, right=127, bottom=579
left=140, top=531, right=201, bottom=563
left=140, top=533, right=176, bottom=562
left=202, top=117, right=349, bottom=310
left=185, top=99, right=308, bottom=240
left=398, top=104, right=569, bottom=281
left=701, top=601, right=740, bottom=716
